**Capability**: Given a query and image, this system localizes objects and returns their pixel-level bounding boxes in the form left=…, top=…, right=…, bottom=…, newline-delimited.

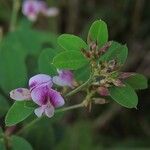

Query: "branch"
left=65, top=75, right=93, bottom=97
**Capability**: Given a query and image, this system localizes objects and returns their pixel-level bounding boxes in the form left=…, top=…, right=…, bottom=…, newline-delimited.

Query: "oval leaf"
left=0, top=127, right=3, bottom=135
left=100, top=41, right=128, bottom=64
left=109, top=84, right=138, bottom=108
left=58, top=34, right=88, bottom=51
left=74, top=64, right=90, bottom=82
left=5, top=101, right=34, bottom=126
left=0, top=139, right=6, bottom=150
left=53, top=51, right=88, bottom=70
left=0, top=94, right=9, bottom=116
left=0, top=47, right=27, bottom=93
left=38, top=48, right=58, bottom=75
left=87, top=20, right=108, bottom=47
left=11, top=136, right=33, bottom=150
left=125, top=73, right=148, bottom=90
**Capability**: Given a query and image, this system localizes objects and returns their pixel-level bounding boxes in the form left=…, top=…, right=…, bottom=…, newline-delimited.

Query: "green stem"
left=9, top=0, right=20, bottom=32
left=16, top=103, right=84, bottom=135
left=66, top=74, right=93, bottom=97
left=55, top=103, right=84, bottom=113
left=16, top=117, right=41, bottom=135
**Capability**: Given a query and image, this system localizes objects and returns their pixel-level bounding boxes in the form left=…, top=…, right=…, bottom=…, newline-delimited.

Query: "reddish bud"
left=119, top=72, right=135, bottom=79
left=97, top=86, right=109, bottom=96
left=98, top=41, right=112, bottom=53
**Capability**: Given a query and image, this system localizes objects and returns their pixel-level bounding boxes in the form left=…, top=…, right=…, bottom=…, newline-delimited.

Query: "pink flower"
left=97, top=86, right=109, bottom=96
left=53, top=70, right=74, bottom=88
left=10, top=74, right=65, bottom=118
left=22, top=0, right=59, bottom=21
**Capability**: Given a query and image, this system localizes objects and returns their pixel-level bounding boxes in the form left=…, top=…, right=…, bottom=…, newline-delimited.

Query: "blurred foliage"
left=0, top=0, right=150, bottom=149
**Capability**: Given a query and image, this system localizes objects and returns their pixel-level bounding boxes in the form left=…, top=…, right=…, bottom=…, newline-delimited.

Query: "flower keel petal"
left=34, top=106, right=45, bottom=117
left=45, top=105, right=54, bottom=118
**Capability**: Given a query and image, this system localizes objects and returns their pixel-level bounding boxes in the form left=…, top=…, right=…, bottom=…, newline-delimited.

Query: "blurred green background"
left=0, top=0, right=150, bottom=149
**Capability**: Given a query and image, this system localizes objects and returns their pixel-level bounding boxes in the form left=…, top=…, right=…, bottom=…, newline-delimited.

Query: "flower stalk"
left=66, top=74, right=93, bottom=97
left=17, top=102, right=84, bottom=135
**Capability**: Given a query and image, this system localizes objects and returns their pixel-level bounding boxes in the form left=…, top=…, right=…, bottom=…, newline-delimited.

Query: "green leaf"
left=0, top=139, right=6, bottom=150
left=125, top=73, right=148, bottom=90
left=16, top=28, right=57, bottom=55
left=5, top=101, right=34, bottom=126
left=100, top=41, right=128, bottom=64
left=38, top=48, right=59, bottom=75
left=53, top=51, right=88, bottom=70
left=58, top=34, right=88, bottom=51
left=0, top=47, right=27, bottom=93
left=87, top=20, right=108, bottom=47
left=1, top=27, right=57, bottom=57
left=11, top=136, right=33, bottom=150
left=56, top=121, right=93, bottom=150
left=24, top=117, right=54, bottom=150
left=109, top=84, right=138, bottom=108
left=24, top=101, right=37, bottom=109
left=0, top=127, right=4, bottom=149
left=0, top=127, right=3, bottom=135
left=0, top=94, right=9, bottom=116
left=0, top=127, right=3, bottom=140
left=74, top=64, right=91, bottom=82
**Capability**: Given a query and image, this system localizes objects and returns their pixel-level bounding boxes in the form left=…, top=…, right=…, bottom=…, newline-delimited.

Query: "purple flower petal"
left=22, top=0, right=57, bottom=21
left=10, top=88, right=31, bottom=101
left=22, top=0, right=40, bottom=21
left=31, top=85, right=50, bottom=106
left=29, top=74, right=52, bottom=91
left=53, top=70, right=74, bottom=87
left=37, top=1, right=47, bottom=14
left=44, top=104, right=54, bottom=118
left=34, top=104, right=54, bottom=118
left=49, top=89, right=65, bottom=108
left=31, top=84, right=64, bottom=108
left=34, top=106, right=45, bottom=117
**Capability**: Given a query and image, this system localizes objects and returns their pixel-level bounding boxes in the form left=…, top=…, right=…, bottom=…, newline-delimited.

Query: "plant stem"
left=9, top=0, right=20, bottom=32
left=16, top=117, right=41, bottom=135
left=66, top=75, right=93, bottom=97
left=55, top=103, right=84, bottom=113
left=16, top=103, right=84, bottom=135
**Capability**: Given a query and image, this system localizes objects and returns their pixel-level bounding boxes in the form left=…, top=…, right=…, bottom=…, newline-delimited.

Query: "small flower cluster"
left=82, top=41, right=134, bottom=98
left=10, top=70, right=74, bottom=118
left=82, top=41, right=112, bottom=59
left=22, top=0, right=59, bottom=21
